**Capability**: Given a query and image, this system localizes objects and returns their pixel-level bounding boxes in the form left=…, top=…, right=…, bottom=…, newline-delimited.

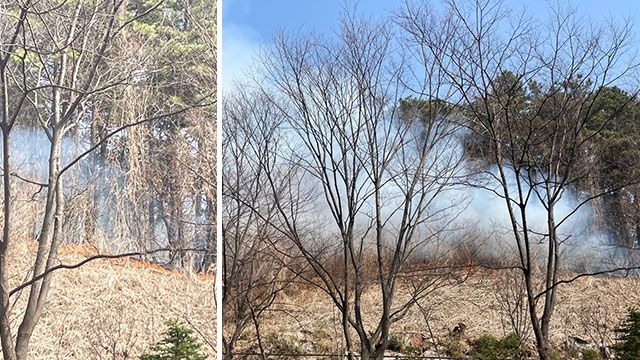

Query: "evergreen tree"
left=140, top=319, right=207, bottom=360
left=610, top=308, right=640, bottom=360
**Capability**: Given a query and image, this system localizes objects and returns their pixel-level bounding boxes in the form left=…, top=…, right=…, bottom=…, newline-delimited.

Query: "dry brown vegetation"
left=6, top=240, right=215, bottom=359
left=222, top=1, right=640, bottom=358
left=228, top=268, right=640, bottom=356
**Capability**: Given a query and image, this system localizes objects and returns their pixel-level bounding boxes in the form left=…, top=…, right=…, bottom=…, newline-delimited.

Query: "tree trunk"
left=541, top=201, right=558, bottom=340
left=0, top=125, right=17, bottom=360
left=526, top=271, right=551, bottom=360
left=15, top=129, right=63, bottom=359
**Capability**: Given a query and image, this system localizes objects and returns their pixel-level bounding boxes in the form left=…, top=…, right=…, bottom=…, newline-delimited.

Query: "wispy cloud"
left=221, top=22, right=262, bottom=92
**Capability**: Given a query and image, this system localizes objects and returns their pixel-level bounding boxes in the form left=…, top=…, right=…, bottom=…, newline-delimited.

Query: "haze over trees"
left=0, top=0, right=215, bottom=358
left=223, top=1, right=640, bottom=360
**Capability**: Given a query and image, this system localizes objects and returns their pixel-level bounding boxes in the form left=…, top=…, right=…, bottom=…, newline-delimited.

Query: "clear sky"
left=221, top=0, right=640, bottom=90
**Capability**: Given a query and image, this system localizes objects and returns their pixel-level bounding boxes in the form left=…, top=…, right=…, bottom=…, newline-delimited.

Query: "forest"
left=222, top=1, right=640, bottom=360
left=0, top=0, right=215, bottom=358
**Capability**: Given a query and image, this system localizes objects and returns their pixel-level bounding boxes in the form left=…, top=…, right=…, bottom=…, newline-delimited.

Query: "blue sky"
left=221, top=0, right=640, bottom=89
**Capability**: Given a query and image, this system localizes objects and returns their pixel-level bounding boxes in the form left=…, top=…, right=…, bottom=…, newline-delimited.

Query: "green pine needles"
left=470, top=333, right=524, bottom=360
left=140, top=319, right=208, bottom=360
left=611, top=308, right=640, bottom=360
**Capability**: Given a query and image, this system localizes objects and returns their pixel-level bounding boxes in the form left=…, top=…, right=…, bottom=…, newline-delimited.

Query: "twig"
left=534, top=266, right=640, bottom=301
left=184, top=317, right=216, bottom=351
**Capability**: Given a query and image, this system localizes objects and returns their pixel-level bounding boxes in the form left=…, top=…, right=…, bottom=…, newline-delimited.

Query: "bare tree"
left=398, top=1, right=640, bottom=358
left=494, top=268, right=531, bottom=342
left=221, top=90, right=303, bottom=360
left=231, top=9, right=468, bottom=360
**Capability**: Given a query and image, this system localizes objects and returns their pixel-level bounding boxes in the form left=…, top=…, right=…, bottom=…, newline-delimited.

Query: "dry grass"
left=229, top=268, right=640, bottom=355
left=7, top=240, right=216, bottom=359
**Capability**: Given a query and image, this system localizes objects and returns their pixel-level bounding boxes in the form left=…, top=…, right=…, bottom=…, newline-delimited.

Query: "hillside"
left=7, top=241, right=216, bottom=359
left=228, top=270, right=640, bottom=357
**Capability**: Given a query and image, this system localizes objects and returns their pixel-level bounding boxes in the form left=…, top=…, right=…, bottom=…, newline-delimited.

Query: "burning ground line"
left=10, top=247, right=213, bottom=297
left=396, top=263, right=523, bottom=278
left=58, top=243, right=215, bottom=278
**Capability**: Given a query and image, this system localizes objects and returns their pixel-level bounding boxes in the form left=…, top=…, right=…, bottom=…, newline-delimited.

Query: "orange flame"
left=58, top=243, right=99, bottom=256
left=55, top=242, right=214, bottom=281
left=464, top=259, right=475, bottom=275
left=197, top=272, right=216, bottom=281
left=116, top=257, right=181, bottom=276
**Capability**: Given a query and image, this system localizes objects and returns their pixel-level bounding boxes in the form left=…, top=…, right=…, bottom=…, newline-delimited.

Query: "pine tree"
left=610, top=308, right=640, bottom=360
left=140, top=319, right=207, bottom=360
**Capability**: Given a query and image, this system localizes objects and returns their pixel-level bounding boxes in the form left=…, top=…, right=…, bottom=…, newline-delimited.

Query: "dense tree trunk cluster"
left=0, top=0, right=215, bottom=358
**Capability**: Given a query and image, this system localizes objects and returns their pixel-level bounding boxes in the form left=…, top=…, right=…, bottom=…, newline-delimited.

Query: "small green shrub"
left=548, top=348, right=561, bottom=360
left=238, top=329, right=251, bottom=341
left=140, top=319, right=207, bottom=360
left=402, top=345, right=421, bottom=355
left=388, top=333, right=406, bottom=352
left=444, top=338, right=468, bottom=358
left=582, top=349, right=602, bottom=360
left=382, top=333, right=420, bottom=355
left=301, top=329, right=332, bottom=353
left=264, top=333, right=303, bottom=354
left=611, top=307, right=640, bottom=360
left=470, top=333, right=524, bottom=360
left=564, top=345, right=580, bottom=359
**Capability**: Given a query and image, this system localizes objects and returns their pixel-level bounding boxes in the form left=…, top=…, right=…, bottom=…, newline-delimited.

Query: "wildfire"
left=55, top=242, right=215, bottom=281
left=115, top=257, right=180, bottom=276
left=461, top=260, right=500, bottom=277
left=197, top=272, right=216, bottom=281
left=58, top=243, right=99, bottom=256
left=463, top=260, right=476, bottom=275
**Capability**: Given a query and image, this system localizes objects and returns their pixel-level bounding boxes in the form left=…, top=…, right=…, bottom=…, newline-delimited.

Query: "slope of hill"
left=229, top=270, right=640, bottom=357
left=7, top=241, right=216, bottom=359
